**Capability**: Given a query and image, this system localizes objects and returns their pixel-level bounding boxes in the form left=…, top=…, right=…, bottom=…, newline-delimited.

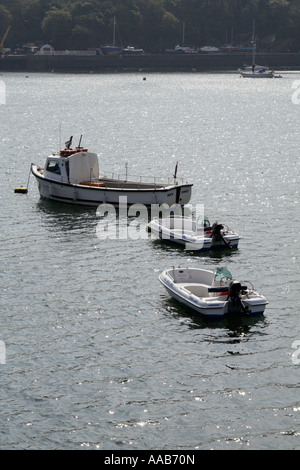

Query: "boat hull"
left=149, top=222, right=211, bottom=251
left=31, top=164, right=193, bottom=207
left=240, top=71, right=274, bottom=78
left=99, top=46, right=122, bottom=55
left=161, top=281, right=227, bottom=318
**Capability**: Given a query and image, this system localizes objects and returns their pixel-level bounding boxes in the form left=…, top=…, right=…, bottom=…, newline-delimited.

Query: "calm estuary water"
left=0, top=70, right=299, bottom=450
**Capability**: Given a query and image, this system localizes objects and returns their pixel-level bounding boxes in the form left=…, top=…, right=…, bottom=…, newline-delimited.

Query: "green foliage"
left=0, top=5, right=12, bottom=34
left=42, top=9, right=73, bottom=49
left=0, top=0, right=299, bottom=51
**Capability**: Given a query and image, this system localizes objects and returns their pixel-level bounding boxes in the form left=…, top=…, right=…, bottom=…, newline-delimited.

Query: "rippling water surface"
left=0, top=71, right=299, bottom=450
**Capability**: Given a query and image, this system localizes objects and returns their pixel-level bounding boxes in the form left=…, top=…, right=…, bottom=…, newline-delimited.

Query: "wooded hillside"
left=1, top=0, right=299, bottom=52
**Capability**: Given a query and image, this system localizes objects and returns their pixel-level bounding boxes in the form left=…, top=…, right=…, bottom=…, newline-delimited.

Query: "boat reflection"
left=36, top=199, right=97, bottom=233
left=162, top=296, right=268, bottom=335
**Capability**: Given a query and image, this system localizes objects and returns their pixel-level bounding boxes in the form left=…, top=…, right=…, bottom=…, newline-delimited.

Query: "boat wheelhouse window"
left=46, top=160, right=61, bottom=174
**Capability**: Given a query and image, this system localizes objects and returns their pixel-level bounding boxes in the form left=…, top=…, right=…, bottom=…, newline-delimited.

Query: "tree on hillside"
left=0, top=0, right=299, bottom=51
left=42, top=9, right=72, bottom=49
left=70, top=1, right=104, bottom=48
left=0, top=5, right=12, bottom=36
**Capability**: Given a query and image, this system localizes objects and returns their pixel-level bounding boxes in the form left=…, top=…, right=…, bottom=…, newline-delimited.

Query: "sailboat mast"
left=113, top=16, right=116, bottom=46
left=252, top=20, right=256, bottom=66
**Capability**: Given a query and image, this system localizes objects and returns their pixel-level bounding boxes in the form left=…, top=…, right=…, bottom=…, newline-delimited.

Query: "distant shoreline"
left=1, top=52, right=300, bottom=72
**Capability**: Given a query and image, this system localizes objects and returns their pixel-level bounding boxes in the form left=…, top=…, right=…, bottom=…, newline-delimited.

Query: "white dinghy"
left=31, top=137, right=193, bottom=207
left=147, top=216, right=240, bottom=251
left=159, top=266, right=268, bottom=318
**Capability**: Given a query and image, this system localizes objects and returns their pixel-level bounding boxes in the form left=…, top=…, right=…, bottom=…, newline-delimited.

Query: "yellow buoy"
left=14, top=186, right=28, bottom=194
left=15, top=167, right=31, bottom=194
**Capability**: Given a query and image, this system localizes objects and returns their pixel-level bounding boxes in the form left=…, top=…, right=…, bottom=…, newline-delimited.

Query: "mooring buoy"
left=15, top=168, right=31, bottom=194
left=14, top=186, right=28, bottom=194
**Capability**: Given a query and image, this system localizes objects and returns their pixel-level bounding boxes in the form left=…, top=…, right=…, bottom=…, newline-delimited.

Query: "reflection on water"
left=150, top=236, right=240, bottom=260
left=161, top=297, right=267, bottom=337
left=36, top=199, right=98, bottom=232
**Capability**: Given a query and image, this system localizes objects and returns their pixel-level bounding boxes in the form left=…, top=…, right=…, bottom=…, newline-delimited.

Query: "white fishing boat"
left=31, top=137, right=193, bottom=207
left=147, top=216, right=240, bottom=250
left=159, top=266, right=268, bottom=318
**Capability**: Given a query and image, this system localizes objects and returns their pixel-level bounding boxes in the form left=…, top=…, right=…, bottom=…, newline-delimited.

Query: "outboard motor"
left=211, top=223, right=231, bottom=248
left=227, top=280, right=250, bottom=315
left=211, top=223, right=223, bottom=240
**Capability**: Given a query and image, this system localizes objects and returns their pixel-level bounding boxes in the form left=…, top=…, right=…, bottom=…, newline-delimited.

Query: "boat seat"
left=180, top=283, right=210, bottom=297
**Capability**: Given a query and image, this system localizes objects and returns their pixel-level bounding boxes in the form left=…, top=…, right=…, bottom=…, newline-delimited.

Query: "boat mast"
left=113, top=16, right=116, bottom=46
left=252, top=20, right=256, bottom=67
left=182, top=22, right=185, bottom=45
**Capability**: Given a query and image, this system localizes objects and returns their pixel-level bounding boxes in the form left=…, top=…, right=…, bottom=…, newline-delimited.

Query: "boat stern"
left=242, top=294, right=268, bottom=315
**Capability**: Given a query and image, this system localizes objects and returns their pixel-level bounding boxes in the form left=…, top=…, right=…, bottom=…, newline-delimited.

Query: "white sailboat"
left=166, top=22, right=198, bottom=54
left=239, top=21, right=275, bottom=78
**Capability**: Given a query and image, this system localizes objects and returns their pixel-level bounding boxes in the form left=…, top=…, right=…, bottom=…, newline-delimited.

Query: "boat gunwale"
left=31, top=163, right=193, bottom=193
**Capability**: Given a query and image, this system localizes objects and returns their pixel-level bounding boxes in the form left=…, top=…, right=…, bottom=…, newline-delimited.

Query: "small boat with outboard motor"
left=159, top=266, right=268, bottom=318
left=31, top=136, right=193, bottom=207
left=147, top=215, right=240, bottom=250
